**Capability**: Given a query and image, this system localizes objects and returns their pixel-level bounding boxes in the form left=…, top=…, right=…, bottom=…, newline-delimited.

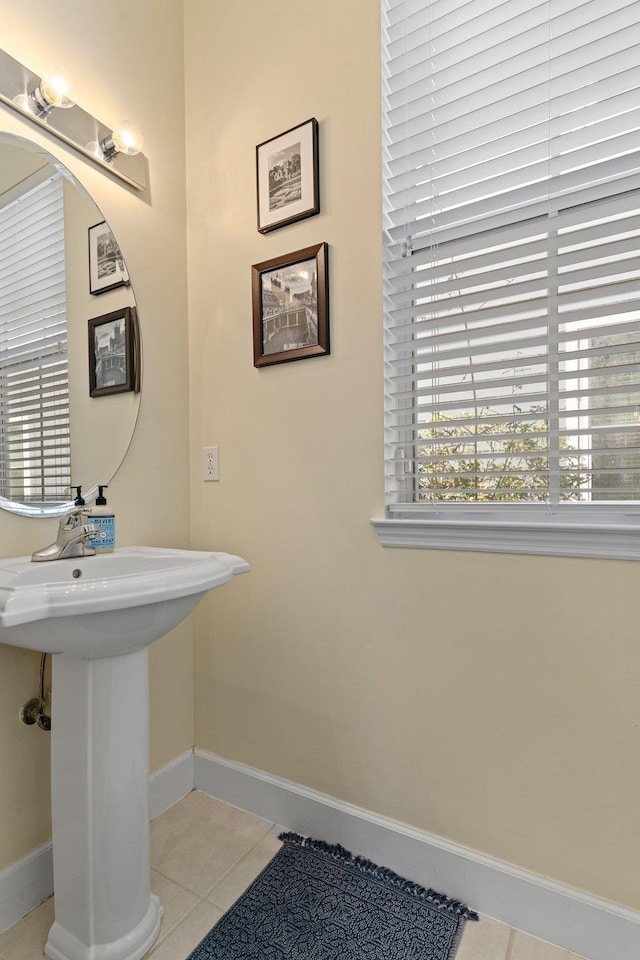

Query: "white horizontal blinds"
left=383, top=0, right=640, bottom=505
left=0, top=173, right=70, bottom=504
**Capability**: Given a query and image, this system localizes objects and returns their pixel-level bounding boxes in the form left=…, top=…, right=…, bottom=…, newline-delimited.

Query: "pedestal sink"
left=0, top=546, right=249, bottom=960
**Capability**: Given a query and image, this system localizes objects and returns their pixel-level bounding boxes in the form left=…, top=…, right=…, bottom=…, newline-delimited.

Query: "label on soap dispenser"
left=88, top=515, right=115, bottom=551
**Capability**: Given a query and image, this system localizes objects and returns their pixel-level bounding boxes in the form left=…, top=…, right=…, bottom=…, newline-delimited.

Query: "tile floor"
left=0, top=790, right=587, bottom=960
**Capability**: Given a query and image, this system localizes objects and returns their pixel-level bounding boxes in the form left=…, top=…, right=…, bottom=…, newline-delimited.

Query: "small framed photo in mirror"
left=88, top=308, right=135, bottom=397
left=252, top=242, right=329, bottom=367
left=88, top=221, right=129, bottom=295
left=256, top=118, right=319, bottom=234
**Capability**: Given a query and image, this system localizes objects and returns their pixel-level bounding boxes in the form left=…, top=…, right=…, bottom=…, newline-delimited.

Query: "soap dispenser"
left=86, top=485, right=115, bottom=553
left=71, top=485, right=85, bottom=508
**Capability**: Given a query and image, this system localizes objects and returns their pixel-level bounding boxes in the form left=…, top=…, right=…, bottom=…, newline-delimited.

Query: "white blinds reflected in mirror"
left=0, top=170, right=70, bottom=506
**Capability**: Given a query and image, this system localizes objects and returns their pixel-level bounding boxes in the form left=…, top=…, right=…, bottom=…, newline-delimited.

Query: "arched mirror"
left=0, top=131, right=140, bottom=517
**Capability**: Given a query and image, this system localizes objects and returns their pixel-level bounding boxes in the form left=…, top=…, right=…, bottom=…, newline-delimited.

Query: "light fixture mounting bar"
left=0, top=47, right=147, bottom=192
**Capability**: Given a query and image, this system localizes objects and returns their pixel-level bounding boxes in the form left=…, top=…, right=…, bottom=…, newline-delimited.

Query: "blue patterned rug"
left=187, top=832, right=478, bottom=959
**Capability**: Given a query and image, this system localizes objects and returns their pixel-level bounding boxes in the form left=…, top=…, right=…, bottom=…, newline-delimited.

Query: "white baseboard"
left=0, top=750, right=194, bottom=934
left=0, top=841, right=53, bottom=935
left=149, top=748, right=194, bottom=820
left=194, top=748, right=640, bottom=960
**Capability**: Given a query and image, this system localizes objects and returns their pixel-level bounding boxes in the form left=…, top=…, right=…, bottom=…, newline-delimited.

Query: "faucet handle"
left=58, top=510, right=97, bottom=543
left=61, top=507, right=87, bottom=529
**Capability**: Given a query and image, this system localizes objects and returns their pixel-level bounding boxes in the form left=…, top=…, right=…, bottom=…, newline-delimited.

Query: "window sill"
left=372, top=508, right=640, bottom=560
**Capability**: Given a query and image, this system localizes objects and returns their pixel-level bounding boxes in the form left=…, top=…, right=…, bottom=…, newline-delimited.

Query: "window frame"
left=377, top=0, right=640, bottom=559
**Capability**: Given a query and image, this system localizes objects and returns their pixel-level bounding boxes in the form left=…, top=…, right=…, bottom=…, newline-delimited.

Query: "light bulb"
left=110, top=121, right=143, bottom=157
left=15, top=65, right=78, bottom=118
left=39, top=67, right=77, bottom=109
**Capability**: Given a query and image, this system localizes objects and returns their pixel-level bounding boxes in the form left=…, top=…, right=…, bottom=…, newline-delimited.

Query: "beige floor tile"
left=147, top=901, right=222, bottom=960
left=150, top=871, right=201, bottom=948
left=510, top=929, right=585, bottom=960
left=150, top=791, right=271, bottom=896
left=0, top=897, right=53, bottom=960
left=456, top=913, right=512, bottom=960
left=206, top=830, right=283, bottom=910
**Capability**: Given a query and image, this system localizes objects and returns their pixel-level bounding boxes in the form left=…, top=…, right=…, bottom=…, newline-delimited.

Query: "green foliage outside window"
left=417, top=409, right=589, bottom=501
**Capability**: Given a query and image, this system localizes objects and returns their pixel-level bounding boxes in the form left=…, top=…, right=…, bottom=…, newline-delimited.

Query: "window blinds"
left=0, top=172, right=70, bottom=504
left=383, top=0, right=640, bottom=507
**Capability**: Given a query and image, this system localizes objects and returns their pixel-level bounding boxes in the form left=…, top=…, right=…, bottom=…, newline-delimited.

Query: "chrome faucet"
left=31, top=509, right=99, bottom=562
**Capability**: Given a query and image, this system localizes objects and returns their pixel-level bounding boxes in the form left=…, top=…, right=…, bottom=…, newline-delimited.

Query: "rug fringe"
left=278, top=832, right=479, bottom=921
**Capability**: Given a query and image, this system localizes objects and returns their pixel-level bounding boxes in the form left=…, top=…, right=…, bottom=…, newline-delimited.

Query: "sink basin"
left=0, top=545, right=249, bottom=658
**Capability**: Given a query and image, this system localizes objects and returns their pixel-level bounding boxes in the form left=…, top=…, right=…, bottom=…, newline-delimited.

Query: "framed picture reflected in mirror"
left=88, top=221, right=129, bottom=294
left=88, top=307, right=135, bottom=397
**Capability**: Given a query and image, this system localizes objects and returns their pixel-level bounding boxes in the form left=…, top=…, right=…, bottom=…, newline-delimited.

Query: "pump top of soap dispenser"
left=96, top=485, right=108, bottom=505
left=71, top=486, right=85, bottom=506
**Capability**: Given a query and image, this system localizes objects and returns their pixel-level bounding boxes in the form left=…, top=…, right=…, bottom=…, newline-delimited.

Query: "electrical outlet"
left=203, top=446, right=220, bottom=481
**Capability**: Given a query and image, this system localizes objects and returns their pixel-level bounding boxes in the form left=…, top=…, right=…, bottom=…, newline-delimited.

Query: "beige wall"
left=185, top=0, right=640, bottom=913
left=0, top=0, right=192, bottom=870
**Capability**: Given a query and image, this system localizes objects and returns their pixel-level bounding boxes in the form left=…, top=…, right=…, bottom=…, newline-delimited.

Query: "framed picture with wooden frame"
left=252, top=242, right=329, bottom=368
left=88, top=307, right=135, bottom=397
left=256, top=118, right=319, bottom=234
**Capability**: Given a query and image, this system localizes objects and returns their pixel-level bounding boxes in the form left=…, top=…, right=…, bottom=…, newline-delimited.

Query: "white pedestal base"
left=45, top=650, right=163, bottom=960
left=45, top=895, right=163, bottom=960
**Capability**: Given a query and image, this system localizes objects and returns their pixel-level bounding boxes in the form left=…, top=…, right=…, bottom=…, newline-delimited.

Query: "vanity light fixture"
left=0, top=47, right=147, bottom=192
